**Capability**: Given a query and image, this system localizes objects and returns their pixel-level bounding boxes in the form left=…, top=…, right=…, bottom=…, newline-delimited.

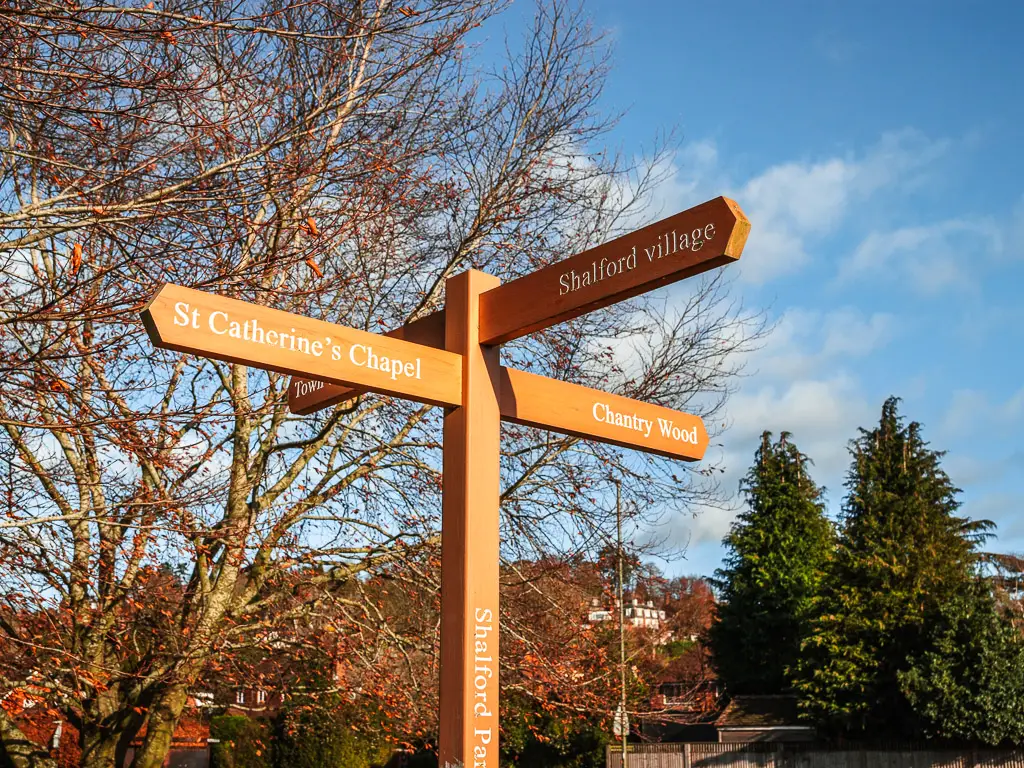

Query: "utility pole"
left=616, top=480, right=628, bottom=766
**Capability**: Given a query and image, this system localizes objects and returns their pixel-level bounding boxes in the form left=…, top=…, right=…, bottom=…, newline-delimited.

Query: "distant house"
left=714, top=695, right=816, bottom=743
left=125, top=716, right=210, bottom=768
left=221, top=685, right=285, bottom=718
left=2, top=692, right=212, bottom=768
left=587, top=597, right=667, bottom=630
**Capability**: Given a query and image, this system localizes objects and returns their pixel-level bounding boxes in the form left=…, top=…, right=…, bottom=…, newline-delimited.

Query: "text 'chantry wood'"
left=290, top=365, right=710, bottom=461
left=500, top=368, right=708, bottom=461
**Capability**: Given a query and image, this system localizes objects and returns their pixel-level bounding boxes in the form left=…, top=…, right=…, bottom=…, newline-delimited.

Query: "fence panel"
left=608, top=744, right=1024, bottom=768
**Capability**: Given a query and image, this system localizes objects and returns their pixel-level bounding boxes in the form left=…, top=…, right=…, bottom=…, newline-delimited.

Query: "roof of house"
left=714, top=695, right=811, bottom=729
left=132, top=717, right=210, bottom=748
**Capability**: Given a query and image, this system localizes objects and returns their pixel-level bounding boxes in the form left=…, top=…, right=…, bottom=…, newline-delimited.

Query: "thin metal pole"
left=616, top=480, right=628, bottom=767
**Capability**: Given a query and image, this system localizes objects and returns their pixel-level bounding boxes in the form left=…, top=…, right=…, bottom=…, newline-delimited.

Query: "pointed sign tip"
left=720, top=196, right=748, bottom=223
left=139, top=285, right=170, bottom=346
left=720, top=197, right=751, bottom=260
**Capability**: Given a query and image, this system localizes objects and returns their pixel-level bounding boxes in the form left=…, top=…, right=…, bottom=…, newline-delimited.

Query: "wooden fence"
left=607, top=743, right=1024, bottom=768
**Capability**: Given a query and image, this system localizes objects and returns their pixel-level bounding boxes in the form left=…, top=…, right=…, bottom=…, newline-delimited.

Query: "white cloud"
left=726, top=157, right=854, bottom=283
left=653, top=299, right=902, bottom=553
left=658, top=373, right=876, bottom=550
left=821, top=309, right=894, bottom=357
left=839, top=218, right=999, bottom=294
left=742, top=158, right=853, bottom=235
left=727, top=377, right=874, bottom=471
left=643, top=140, right=720, bottom=216
left=648, top=301, right=897, bottom=553
left=941, top=387, right=1024, bottom=440
left=645, top=129, right=951, bottom=285
left=750, top=306, right=895, bottom=380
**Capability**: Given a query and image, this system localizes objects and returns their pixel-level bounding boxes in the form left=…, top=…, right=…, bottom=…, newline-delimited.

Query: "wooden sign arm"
left=288, top=310, right=445, bottom=414
left=141, top=284, right=462, bottom=408
left=499, top=367, right=707, bottom=461
left=478, top=196, right=749, bottom=344
left=291, top=362, right=708, bottom=461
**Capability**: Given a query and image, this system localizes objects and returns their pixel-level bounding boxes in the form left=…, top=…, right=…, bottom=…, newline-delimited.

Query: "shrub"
left=210, top=715, right=273, bottom=768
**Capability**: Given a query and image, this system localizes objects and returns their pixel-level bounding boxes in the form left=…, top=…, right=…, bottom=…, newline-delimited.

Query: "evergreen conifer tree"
left=794, top=397, right=987, bottom=737
left=709, top=431, right=833, bottom=695
left=899, top=579, right=1024, bottom=745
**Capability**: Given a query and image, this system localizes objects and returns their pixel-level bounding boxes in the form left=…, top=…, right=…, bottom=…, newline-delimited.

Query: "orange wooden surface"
left=292, top=361, right=708, bottom=461
left=438, top=271, right=502, bottom=768
left=500, top=368, right=708, bottom=461
left=287, top=196, right=748, bottom=414
left=478, top=196, right=750, bottom=344
left=288, top=310, right=447, bottom=413
left=141, top=284, right=462, bottom=407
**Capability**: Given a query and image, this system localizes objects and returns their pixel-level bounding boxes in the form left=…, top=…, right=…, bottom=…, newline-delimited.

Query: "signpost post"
left=139, top=195, right=750, bottom=768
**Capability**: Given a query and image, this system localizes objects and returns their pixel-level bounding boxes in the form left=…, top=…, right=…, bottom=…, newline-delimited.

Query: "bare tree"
left=0, top=1, right=767, bottom=766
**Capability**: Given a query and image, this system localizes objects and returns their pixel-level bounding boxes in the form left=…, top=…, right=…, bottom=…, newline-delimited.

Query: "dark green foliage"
left=709, top=431, right=832, bottom=695
left=274, top=694, right=392, bottom=768
left=663, top=639, right=696, bottom=659
left=794, top=397, right=992, bottom=738
left=379, top=745, right=438, bottom=768
left=210, top=716, right=273, bottom=768
left=501, top=692, right=610, bottom=767
left=210, top=704, right=403, bottom=768
left=899, top=581, right=1024, bottom=745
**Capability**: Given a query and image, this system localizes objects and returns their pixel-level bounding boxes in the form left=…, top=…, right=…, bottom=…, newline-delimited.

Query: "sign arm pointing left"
left=140, top=284, right=463, bottom=408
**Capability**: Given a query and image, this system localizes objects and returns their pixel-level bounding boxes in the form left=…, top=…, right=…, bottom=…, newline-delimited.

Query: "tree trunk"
left=0, top=706, right=57, bottom=768
left=129, top=684, right=188, bottom=768
left=79, top=727, right=119, bottom=768
left=77, top=683, right=145, bottom=768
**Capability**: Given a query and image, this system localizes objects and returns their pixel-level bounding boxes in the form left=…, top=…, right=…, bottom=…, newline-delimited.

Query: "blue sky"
left=521, top=1, right=1024, bottom=577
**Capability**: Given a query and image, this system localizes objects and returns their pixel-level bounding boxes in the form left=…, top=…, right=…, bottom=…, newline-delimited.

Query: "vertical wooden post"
left=439, top=270, right=502, bottom=768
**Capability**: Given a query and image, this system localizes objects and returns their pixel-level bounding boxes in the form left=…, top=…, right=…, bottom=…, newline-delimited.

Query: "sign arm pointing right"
left=478, top=196, right=749, bottom=344
left=287, top=195, right=749, bottom=416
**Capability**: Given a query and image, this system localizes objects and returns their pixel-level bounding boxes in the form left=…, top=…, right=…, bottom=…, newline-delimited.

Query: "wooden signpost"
left=140, top=195, right=750, bottom=768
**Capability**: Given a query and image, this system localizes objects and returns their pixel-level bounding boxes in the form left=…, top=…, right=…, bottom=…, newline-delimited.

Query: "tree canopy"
left=709, top=431, right=832, bottom=695
left=794, top=397, right=997, bottom=738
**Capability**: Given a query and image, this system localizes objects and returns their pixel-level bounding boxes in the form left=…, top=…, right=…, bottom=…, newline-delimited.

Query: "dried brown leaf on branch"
left=0, top=0, right=767, bottom=766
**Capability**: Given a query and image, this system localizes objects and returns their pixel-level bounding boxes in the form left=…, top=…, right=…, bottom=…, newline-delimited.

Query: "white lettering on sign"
left=591, top=402, right=699, bottom=446
left=592, top=402, right=653, bottom=438
left=292, top=379, right=325, bottom=399
left=347, top=344, right=422, bottom=381
left=472, top=606, right=494, bottom=767
left=172, top=301, right=424, bottom=382
left=558, top=223, right=715, bottom=296
left=657, top=418, right=698, bottom=444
